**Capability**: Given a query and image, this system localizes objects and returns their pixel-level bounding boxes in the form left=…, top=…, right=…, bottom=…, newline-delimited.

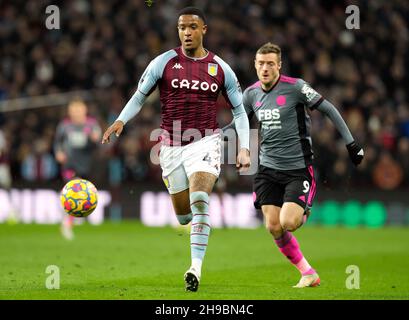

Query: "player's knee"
left=280, top=216, right=301, bottom=232
left=265, top=221, right=283, bottom=238
left=176, top=213, right=192, bottom=225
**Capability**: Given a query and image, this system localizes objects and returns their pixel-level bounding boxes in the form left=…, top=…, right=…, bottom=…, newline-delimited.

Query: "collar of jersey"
left=261, top=74, right=281, bottom=93
left=180, top=47, right=210, bottom=61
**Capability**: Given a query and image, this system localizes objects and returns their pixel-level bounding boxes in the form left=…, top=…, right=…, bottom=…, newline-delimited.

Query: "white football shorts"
left=159, top=133, right=222, bottom=194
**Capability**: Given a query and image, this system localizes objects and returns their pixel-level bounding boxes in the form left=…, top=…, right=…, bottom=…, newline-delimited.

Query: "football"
left=60, top=179, right=98, bottom=217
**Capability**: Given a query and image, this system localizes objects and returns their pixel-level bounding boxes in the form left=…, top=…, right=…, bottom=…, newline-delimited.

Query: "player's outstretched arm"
left=102, top=54, right=166, bottom=144
left=101, top=120, right=124, bottom=144
left=101, top=89, right=147, bottom=144
left=316, top=100, right=364, bottom=165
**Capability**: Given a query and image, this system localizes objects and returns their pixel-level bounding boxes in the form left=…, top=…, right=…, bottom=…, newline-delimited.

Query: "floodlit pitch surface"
left=0, top=222, right=408, bottom=299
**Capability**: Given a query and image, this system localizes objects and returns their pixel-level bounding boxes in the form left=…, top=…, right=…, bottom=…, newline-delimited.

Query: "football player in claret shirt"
left=102, top=7, right=251, bottom=292
left=226, top=42, right=364, bottom=288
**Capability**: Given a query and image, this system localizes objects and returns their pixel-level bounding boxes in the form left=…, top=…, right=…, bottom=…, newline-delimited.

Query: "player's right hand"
left=346, top=141, right=364, bottom=166
left=101, top=120, right=124, bottom=144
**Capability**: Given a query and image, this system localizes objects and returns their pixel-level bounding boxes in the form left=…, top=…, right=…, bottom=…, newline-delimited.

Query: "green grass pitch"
left=0, top=222, right=408, bottom=300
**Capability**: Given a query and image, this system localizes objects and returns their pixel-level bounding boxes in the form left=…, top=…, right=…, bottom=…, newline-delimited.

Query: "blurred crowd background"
left=0, top=0, right=408, bottom=192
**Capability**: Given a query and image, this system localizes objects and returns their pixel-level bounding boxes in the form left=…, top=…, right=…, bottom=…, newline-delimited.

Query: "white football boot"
left=293, top=272, right=321, bottom=288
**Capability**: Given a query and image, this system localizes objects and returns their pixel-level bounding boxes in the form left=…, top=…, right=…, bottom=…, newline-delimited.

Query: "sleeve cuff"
left=310, top=97, right=324, bottom=110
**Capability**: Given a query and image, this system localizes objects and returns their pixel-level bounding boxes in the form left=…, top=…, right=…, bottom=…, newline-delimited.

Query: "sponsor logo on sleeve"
left=236, top=79, right=242, bottom=93
left=301, top=84, right=319, bottom=102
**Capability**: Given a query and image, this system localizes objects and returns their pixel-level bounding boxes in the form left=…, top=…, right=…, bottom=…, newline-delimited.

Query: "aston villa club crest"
left=162, top=176, right=170, bottom=189
left=208, top=63, right=218, bottom=76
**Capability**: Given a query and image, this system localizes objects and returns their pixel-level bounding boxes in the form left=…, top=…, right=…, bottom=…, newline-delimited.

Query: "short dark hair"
left=178, top=7, right=206, bottom=24
left=256, top=42, right=282, bottom=61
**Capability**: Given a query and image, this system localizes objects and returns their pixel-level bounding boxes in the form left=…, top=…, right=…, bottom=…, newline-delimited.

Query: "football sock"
left=176, top=213, right=193, bottom=225
left=274, top=231, right=315, bottom=275
left=192, top=258, right=202, bottom=272
left=190, top=191, right=211, bottom=274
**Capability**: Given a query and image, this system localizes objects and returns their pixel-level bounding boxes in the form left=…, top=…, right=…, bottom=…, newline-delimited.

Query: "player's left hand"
left=346, top=141, right=364, bottom=166
left=236, top=148, right=251, bottom=173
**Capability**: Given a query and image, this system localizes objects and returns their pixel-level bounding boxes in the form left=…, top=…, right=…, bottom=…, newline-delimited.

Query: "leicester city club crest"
left=208, top=63, right=218, bottom=76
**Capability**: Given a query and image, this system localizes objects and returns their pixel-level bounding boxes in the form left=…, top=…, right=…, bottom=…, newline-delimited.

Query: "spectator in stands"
left=21, top=138, right=58, bottom=181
